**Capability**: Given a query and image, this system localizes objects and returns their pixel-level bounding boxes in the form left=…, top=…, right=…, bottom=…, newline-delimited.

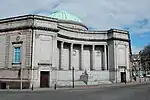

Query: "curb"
left=0, top=81, right=150, bottom=92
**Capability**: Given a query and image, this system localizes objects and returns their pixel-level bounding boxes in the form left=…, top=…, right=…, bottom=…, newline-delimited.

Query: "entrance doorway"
left=40, top=71, right=49, bottom=88
left=0, top=83, right=6, bottom=89
left=121, top=72, right=126, bottom=83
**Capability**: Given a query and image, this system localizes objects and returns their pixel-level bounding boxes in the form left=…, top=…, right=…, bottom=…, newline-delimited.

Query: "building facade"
left=0, top=11, right=131, bottom=89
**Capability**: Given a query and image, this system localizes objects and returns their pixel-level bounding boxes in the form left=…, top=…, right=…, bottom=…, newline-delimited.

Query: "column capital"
left=52, top=35, right=57, bottom=40
left=92, top=45, right=95, bottom=50
left=70, top=43, right=73, bottom=47
left=104, top=45, right=107, bottom=47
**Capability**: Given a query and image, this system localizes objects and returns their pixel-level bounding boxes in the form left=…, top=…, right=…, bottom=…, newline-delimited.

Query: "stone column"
left=91, top=45, right=95, bottom=70
left=69, top=43, right=73, bottom=70
left=80, top=44, right=84, bottom=70
left=104, top=45, right=108, bottom=70
left=52, top=36, right=57, bottom=68
left=60, top=41, right=64, bottom=70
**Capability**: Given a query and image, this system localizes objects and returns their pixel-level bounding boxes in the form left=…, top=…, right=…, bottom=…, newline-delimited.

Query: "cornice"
left=107, top=29, right=129, bottom=35
left=0, top=14, right=57, bottom=24
left=0, top=67, right=38, bottom=70
left=0, top=25, right=59, bottom=32
left=0, top=14, right=88, bottom=31
left=57, top=33, right=130, bottom=42
left=57, top=33, right=106, bottom=42
left=58, top=24, right=108, bottom=34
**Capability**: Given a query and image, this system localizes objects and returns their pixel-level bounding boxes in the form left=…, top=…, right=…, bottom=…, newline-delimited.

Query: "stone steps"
left=56, top=80, right=112, bottom=87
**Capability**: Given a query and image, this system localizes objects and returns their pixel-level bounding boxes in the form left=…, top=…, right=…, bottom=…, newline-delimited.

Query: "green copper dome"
left=49, top=11, right=82, bottom=23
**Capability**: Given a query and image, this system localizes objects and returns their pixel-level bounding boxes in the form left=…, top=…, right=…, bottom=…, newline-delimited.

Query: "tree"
left=139, top=44, right=150, bottom=72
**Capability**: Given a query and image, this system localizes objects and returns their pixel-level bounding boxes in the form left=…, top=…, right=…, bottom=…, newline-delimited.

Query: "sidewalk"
left=71, top=80, right=150, bottom=90
left=0, top=80, right=150, bottom=92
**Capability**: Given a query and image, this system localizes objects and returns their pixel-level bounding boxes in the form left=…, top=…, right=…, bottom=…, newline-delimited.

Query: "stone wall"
left=0, top=69, right=30, bottom=89
left=0, top=35, right=6, bottom=68
left=54, top=70, right=110, bottom=86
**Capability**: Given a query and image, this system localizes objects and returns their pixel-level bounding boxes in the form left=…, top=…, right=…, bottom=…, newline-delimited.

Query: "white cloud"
left=139, top=34, right=149, bottom=38
left=1, top=0, right=150, bottom=30
left=49, top=0, right=150, bottom=30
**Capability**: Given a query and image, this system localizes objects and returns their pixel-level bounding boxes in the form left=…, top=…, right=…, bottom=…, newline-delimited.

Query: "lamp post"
left=139, top=54, right=142, bottom=83
left=124, top=66, right=126, bottom=84
left=144, top=62, right=147, bottom=81
left=72, top=67, right=75, bottom=88
left=20, top=62, right=22, bottom=90
left=139, top=67, right=141, bottom=83
left=53, top=66, right=57, bottom=90
left=116, top=68, right=117, bottom=83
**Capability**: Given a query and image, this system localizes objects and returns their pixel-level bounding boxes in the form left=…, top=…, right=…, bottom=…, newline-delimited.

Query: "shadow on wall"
left=79, top=70, right=88, bottom=85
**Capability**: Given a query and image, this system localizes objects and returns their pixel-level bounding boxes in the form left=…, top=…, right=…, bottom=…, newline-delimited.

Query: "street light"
left=124, top=66, right=126, bottom=84
left=116, top=68, right=117, bottom=83
left=139, top=51, right=142, bottom=83
left=72, top=67, right=75, bottom=88
left=20, top=62, right=22, bottom=90
left=53, top=66, right=57, bottom=90
left=144, top=62, right=147, bottom=81
left=139, top=67, right=141, bottom=83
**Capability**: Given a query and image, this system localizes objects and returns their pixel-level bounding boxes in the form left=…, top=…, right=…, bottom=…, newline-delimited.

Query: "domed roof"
left=49, top=11, right=82, bottom=23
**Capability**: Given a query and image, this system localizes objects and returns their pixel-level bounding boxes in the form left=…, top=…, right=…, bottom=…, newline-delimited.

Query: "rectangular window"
left=13, top=47, right=21, bottom=64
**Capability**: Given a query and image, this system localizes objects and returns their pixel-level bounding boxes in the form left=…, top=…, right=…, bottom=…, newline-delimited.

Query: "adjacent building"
left=0, top=11, right=132, bottom=89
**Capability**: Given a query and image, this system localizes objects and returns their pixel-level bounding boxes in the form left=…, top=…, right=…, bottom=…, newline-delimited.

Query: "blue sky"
left=0, top=0, right=150, bottom=54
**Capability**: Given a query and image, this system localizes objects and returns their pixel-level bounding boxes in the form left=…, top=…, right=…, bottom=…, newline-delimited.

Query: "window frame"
left=13, top=47, right=21, bottom=64
left=11, top=40, right=23, bottom=67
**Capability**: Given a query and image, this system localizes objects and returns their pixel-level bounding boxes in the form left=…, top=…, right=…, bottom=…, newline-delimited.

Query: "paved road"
left=0, top=83, right=150, bottom=100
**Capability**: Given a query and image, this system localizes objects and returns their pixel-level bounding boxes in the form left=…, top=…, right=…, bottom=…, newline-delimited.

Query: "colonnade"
left=58, top=41, right=108, bottom=70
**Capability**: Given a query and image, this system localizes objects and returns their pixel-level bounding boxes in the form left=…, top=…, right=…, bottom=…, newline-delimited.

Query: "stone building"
left=0, top=11, right=131, bottom=89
